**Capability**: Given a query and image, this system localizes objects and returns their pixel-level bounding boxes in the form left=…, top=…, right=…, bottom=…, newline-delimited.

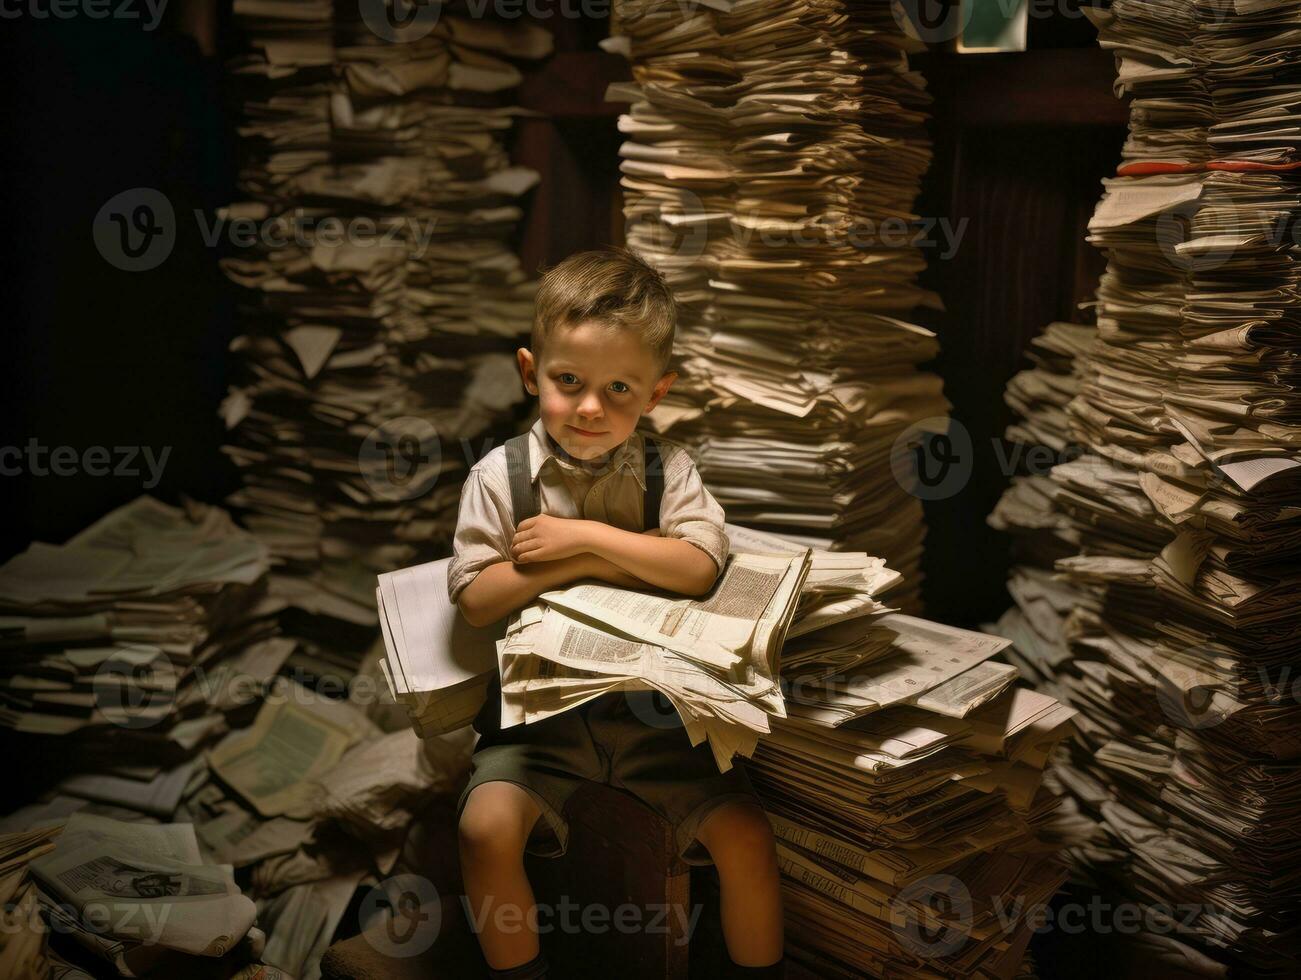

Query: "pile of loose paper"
left=979, top=2, right=1301, bottom=971
left=377, top=522, right=911, bottom=771
left=0, top=824, right=59, bottom=979
left=607, top=0, right=949, bottom=610
left=218, top=0, right=552, bottom=680
left=0, top=496, right=282, bottom=756
left=0, top=496, right=475, bottom=979
left=748, top=585, right=1077, bottom=977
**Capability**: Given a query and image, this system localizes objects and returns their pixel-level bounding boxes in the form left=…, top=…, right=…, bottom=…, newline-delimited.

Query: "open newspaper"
left=376, top=522, right=907, bottom=771
left=29, top=813, right=258, bottom=977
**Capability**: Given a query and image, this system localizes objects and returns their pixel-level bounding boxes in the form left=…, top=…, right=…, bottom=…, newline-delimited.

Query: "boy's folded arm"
left=581, top=522, right=719, bottom=597
left=455, top=543, right=658, bottom=627
left=456, top=554, right=587, bottom=628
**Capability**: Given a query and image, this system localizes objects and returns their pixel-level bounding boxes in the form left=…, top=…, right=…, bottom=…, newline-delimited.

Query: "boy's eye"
left=609, top=381, right=630, bottom=394
left=558, top=373, right=578, bottom=385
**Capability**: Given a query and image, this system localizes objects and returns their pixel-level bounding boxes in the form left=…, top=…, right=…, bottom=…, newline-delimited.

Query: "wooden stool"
left=321, top=782, right=692, bottom=979
left=525, top=780, right=692, bottom=978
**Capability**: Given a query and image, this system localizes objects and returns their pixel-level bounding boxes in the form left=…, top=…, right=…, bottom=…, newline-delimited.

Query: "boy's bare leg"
left=458, top=781, right=546, bottom=969
left=696, top=801, right=784, bottom=966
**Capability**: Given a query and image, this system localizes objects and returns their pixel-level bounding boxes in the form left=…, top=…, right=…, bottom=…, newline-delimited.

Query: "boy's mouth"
left=566, top=424, right=607, bottom=437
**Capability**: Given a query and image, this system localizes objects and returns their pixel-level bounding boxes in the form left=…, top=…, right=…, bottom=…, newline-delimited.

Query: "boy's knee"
left=458, top=784, right=539, bottom=863
left=700, top=803, right=776, bottom=864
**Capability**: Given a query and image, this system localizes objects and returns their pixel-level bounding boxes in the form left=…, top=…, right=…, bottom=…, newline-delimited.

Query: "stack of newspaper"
left=0, top=496, right=280, bottom=761
left=219, top=0, right=551, bottom=678
left=0, top=497, right=475, bottom=980
left=749, top=612, right=1077, bottom=979
left=377, top=522, right=912, bottom=772
left=977, top=3, right=1301, bottom=973
left=607, top=0, right=948, bottom=610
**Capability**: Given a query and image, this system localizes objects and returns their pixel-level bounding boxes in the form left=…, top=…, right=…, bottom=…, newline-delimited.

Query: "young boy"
left=448, top=247, right=785, bottom=979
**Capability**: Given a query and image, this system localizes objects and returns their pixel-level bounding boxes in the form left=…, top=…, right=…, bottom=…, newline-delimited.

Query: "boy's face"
left=517, top=320, right=676, bottom=462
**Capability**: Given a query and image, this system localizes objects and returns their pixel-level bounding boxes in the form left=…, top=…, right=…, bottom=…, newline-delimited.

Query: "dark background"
left=0, top=2, right=1123, bottom=629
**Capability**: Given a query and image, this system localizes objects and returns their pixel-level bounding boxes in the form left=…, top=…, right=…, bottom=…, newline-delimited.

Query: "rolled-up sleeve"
left=446, top=464, right=515, bottom=606
left=658, top=447, right=729, bottom=577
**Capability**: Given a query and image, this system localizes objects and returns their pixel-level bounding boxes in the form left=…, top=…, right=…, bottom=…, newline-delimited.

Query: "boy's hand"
left=510, top=515, right=593, bottom=564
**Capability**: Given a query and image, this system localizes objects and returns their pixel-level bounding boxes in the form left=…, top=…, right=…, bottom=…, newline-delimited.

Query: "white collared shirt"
left=447, top=416, right=729, bottom=604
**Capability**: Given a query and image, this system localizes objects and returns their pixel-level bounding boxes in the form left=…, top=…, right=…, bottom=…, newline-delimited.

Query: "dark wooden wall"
left=914, top=48, right=1126, bottom=625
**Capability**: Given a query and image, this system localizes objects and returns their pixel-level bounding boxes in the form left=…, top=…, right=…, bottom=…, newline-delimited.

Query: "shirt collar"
left=526, top=416, right=647, bottom=490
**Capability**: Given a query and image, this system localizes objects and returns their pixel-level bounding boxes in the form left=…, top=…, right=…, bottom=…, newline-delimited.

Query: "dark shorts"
left=456, top=685, right=761, bottom=867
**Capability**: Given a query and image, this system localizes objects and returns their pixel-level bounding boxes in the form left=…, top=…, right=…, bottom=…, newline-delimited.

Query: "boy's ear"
left=644, top=370, right=677, bottom=413
left=517, top=348, right=538, bottom=396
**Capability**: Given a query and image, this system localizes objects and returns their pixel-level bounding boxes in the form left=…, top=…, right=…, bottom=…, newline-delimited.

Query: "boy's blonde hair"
left=531, top=246, right=676, bottom=375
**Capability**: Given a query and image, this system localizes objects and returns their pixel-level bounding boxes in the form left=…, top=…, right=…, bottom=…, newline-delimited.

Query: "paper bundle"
left=0, top=496, right=281, bottom=767
left=750, top=611, right=1077, bottom=979
left=375, top=522, right=909, bottom=772
left=608, top=0, right=949, bottom=610
left=219, top=0, right=553, bottom=678
left=30, top=813, right=259, bottom=977
left=982, top=4, right=1301, bottom=967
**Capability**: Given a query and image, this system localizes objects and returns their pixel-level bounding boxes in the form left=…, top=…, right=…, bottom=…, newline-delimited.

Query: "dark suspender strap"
left=643, top=436, right=664, bottom=532
left=503, top=433, right=538, bottom=528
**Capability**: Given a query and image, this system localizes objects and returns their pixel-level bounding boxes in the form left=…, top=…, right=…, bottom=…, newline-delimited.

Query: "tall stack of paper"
left=986, top=321, right=1094, bottom=694
left=749, top=611, right=1076, bottom=979
left=980, top=3, right=1301, bottom=972
left=607, top=0, right=948, bottom=610
left=220, top=1, right=553, bottom=675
